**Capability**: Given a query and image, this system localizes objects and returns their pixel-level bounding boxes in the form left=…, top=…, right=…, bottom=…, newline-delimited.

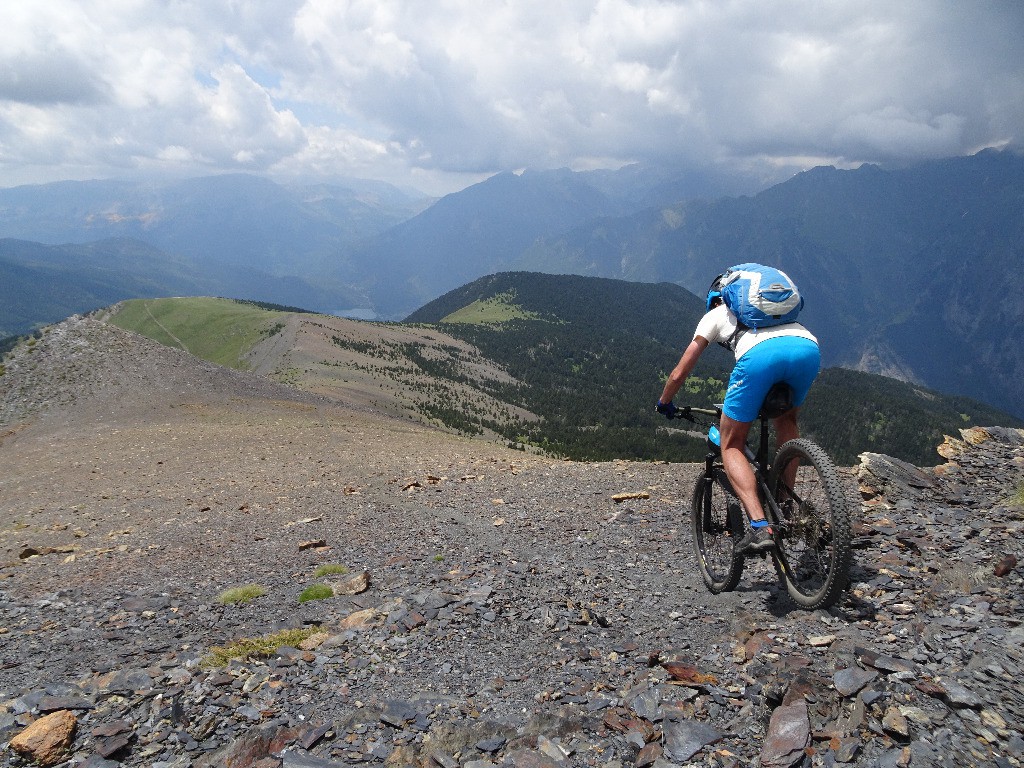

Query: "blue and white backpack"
left=709, top=263, right=804, bottom=330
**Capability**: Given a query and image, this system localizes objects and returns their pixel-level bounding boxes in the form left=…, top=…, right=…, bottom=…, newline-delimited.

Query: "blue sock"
left=750, top=519, right=769, bottom=529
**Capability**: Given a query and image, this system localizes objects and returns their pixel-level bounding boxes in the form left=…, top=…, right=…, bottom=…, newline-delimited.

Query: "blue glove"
left=656, top=400, right=677, bottom=419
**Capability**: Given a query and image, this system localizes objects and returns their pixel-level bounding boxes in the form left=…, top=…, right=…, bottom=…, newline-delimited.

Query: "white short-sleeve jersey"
left=693, top=303, right=817, bottom=360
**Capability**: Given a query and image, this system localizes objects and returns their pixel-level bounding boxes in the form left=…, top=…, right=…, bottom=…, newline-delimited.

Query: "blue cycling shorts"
left=723, top=337, right=820, bottom=423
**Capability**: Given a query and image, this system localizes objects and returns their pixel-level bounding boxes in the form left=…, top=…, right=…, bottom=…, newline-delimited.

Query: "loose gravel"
left=1, top=317, right=1022, bottom=767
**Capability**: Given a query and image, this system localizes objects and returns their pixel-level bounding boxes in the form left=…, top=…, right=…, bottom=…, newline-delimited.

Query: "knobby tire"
left=769, top=438, right=852, bottom=609
left=690, top=470, right=744, bottom=593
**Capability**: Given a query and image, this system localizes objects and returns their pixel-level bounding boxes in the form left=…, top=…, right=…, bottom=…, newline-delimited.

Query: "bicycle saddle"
left=760, top=382, right=794, bottom=419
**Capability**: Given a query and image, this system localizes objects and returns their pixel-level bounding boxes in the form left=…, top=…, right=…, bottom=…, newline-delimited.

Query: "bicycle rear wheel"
left=691, top=471, right=744, bottom=593
left=769, top=439, right=852, bottom=609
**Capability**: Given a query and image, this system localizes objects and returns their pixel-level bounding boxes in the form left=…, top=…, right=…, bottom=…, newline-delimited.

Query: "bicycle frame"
left=678, top=406, right=789, bottom=533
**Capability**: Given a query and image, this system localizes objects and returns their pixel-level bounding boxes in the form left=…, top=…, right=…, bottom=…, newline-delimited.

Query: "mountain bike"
left=672, top=385, right=852, bottom=609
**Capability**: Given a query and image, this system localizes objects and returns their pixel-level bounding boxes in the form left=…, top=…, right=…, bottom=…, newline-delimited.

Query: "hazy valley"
left=2, top=150, right=1023, bottom=421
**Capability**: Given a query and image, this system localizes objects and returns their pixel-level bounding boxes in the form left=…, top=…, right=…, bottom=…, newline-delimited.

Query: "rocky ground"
left=1, top=317, right=1022, bottom=768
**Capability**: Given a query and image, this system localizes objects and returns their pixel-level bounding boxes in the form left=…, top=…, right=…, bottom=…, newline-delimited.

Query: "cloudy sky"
left=1, top=0, right=1021, bottom=196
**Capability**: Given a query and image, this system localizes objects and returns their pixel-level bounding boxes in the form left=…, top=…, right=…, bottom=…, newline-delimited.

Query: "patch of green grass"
left=298, top=583, right=334, bottom=603
left=108, top=297, right=293, bottom=369
left=216, top=584, right=267, bottom=605
left=1012, top=479, right=1024, bottom=508
left=440, top=293, right=542, bottom=325
left=312, top=563, right=349, bottom=578
left=433, top=554, right=445, bottom=562
left=202, top=627, right=323, bottom=668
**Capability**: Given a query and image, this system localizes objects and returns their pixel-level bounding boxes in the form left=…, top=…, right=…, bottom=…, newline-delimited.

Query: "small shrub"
left=433, top=554, right=445, bottom=562
left=313, top=563, right=349, bottom=578
left=298, top=583, right=334, bottom=603
left=1013, top=479, right=1024, bottom=508
left=202, top=626, right=322, bottom=668
left=216, top=584, right=267, bottom=605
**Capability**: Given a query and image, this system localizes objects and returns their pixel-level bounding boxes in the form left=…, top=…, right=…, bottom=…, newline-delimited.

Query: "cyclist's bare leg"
left=773, top=407, right=801, bottom=496
left=720, top=414, right=766, bottom=523
left=773, top=407, right=800, bottom=443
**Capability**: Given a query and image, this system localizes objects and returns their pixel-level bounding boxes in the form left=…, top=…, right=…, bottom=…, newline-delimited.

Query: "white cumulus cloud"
left=0, top=0, right=1020, bottom=194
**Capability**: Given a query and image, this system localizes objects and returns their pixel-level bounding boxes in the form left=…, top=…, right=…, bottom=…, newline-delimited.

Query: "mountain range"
left=1, top=149, right=1022, bottom=418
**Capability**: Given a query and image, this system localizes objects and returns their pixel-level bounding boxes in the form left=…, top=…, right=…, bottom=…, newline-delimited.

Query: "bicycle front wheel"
left=690, top=471, right=744, bottom=593
left=769, top=439, right=852, bottom=610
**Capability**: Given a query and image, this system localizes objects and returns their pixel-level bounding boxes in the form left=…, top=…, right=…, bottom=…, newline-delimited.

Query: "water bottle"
left=707, top=425, right=721, bottom=453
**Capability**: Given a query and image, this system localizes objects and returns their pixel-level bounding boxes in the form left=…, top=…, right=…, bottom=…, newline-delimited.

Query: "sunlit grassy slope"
left=103, top=296, right=530, bottom=441
left=107, top=297, right=286, bottom=369
left=439, top=293, right=542, bottom=324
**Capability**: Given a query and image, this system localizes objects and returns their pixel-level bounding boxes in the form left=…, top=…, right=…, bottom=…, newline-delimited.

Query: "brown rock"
left=761, top=700, right=810, bottom=768
left=635, top=741, right=663, bottom=767
left=338, top=607, right=379, bottom=629
left=297, top=631, right=329, bottom=650
left=612, top=492, right=650, bottom=502
left=197, top=723, right=300, bottom=768
left=994, top=554, right=1017, bottom=577
left=662, top=661, right=718, bottom=687
left=602, top=709, right=630, bottom=733
left=329, top=569, right=371, bottom=595
left=622, top=717, right=656, bottom=743
left=782, top=675, right=815, bottom=706
left=882, top=706, right=910, bottom=740
left=961, top=426, right=992, bottom=445
left=914, top=679, right=946, bottom=698
left=387, top=744, right=418, bottom=766
left=17, top=544, right=76, bottom=559
left=403, top=610, right=426, bottom=630
left=936, top=435, right=967, bottom=460
left=9, top=710, right=77, bottom=767
left=744, top=632, right=771, bottom=660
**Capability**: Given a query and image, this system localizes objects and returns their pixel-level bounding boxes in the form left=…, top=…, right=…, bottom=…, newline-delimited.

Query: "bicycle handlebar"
left=671, top=405, right=721, bottom=422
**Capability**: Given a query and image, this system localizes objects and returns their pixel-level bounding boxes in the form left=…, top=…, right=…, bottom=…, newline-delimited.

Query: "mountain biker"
left=656, top=268, right=820, bottom=553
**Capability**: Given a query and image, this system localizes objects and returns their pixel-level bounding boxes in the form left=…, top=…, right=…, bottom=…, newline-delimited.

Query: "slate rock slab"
left=833, top=667, right=879, bottom=697
left=662, top=719, right=722, bottom=763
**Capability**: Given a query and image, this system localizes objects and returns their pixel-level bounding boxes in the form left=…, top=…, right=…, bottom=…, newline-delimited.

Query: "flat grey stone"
left=663, top=720, right=722, bottom=763
left=834, top=667, right=879, bottom=697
